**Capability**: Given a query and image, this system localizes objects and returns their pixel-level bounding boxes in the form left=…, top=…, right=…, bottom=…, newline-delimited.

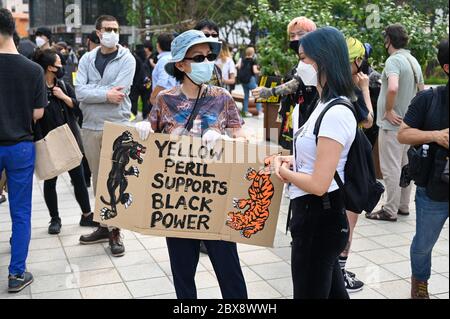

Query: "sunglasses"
left=204, top=33, right=219, bottom=38
left=184, top=53, right=218, bottom=63
left=101, top=27, right=120, bottom=33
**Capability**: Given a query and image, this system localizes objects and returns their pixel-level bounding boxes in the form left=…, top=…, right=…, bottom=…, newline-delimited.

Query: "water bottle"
left=422, top=145, right=429, bottom=158
left=191, top=119, right=202, bottom=137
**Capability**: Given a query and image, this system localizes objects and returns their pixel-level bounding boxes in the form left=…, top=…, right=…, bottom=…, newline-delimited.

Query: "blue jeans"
left=411, top=187, right=449, bottom=281
left=0, top=142, right=35, bottom=276
left=242, top=76, right=262, bottom=114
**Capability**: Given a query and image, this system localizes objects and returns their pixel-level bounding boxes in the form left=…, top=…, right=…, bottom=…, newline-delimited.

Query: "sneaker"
left=80, top=213, right=100, bottom=227
left=0, top=194, right=6, bottom=205
left=343, top=271, right=364, bottom=293
left=79, top=227, right=110, bottom=245
left=109, top=229, right=125, bottom=257
left=48, top=217, right=62, bottom=235
left=346, top=270, right=356, bottom=279
left=200, top=241, right=208, bottom=254
left=242, top=112, right=253, bottom=118
left=8, top=272, right=34, bottom=293
left=255, top=112, right=265, bottom=119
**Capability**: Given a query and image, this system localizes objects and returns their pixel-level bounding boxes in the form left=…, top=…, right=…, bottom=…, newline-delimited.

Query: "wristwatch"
left=271, top=87, right=277, bottom=96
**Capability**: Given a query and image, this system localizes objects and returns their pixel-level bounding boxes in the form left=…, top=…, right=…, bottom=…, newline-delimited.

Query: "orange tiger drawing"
left=226, top=160, right=275, bottom=239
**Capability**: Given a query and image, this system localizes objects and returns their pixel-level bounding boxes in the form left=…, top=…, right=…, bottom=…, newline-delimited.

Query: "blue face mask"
left=186, top=62, right=215, bottom=85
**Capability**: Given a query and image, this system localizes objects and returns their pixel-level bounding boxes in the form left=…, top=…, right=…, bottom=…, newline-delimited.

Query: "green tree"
left=121, top=0, right=251, bottom=44
left=250, top=0, right=449, bottom=76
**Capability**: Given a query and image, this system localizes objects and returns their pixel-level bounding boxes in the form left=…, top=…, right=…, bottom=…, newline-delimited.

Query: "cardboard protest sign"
left=256, top=75, right=283, bottom=104
left=95, top=122, right=285, bottom=248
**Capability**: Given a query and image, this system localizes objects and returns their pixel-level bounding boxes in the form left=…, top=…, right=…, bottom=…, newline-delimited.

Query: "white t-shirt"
left=216, top=57, right=237, bottom=81
left=289, top=97, right=357, bottom=199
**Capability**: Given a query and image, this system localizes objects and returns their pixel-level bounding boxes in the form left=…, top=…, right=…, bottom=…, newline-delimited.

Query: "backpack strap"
left=313, top=98, right=357, bottom=189
left=313, top=98, right=357, bottom=144
left=184, top=85, right=209, bottom=132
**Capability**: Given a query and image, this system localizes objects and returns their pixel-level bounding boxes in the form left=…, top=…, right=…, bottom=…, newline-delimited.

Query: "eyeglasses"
left=184, top=53, right=218, bottom=63
left=203, top=33, right=219, bottom=38
left=101, top=27, right=120, bottom=33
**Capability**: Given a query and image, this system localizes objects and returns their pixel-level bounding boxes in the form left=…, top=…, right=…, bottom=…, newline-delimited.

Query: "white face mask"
left=100, top=32, right=119, bottom=49
left=36, top=36, right=47, bottom=48
left=296, top=61, right=318, bottom=87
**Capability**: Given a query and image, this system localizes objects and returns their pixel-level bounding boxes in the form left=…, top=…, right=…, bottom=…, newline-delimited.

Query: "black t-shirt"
left=0, top=53, right=47, bottom=146
left=95, top=49, right=119, bottom=77
left=238, top=58, right=256, bottom=84
left=404, top=84, right=449, bottom=131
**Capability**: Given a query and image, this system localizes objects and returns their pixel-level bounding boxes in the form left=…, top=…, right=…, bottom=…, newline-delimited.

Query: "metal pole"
left=131, top=0, right=136, bottom=47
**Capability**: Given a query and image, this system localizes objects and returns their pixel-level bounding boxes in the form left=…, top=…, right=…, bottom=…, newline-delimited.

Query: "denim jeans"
left=411, top=187, right=449, bottom=281
left=0, top=142, right=35, bottom=276
left=242, top=76, right=262, bottom=114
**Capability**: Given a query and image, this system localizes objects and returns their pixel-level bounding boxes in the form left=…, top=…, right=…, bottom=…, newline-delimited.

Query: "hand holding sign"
left=202, top=129, right=223, bottom=151
left=135, top=121, right=154, bottom=141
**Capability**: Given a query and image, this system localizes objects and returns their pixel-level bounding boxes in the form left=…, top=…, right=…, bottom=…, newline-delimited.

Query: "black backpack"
left=237, top=58, right=254, bottom=84
left=314, top=98, right=385, bottom=214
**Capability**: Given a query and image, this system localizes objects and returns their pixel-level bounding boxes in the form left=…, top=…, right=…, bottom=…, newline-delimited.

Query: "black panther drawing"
left=100, top=131, right=147, bottom=221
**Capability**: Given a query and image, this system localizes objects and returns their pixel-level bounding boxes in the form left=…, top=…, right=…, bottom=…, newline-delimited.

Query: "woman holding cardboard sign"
left=273, top=27, right=357, bottom=299
left=136, top=30, right=248, bottom=299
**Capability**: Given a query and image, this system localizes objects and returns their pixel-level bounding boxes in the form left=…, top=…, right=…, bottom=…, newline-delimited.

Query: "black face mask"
left=384, top=41, right=391, bottom=55
left=289, top=40, right=300, bottom=54
left=53, top=66, right=65, bottom=79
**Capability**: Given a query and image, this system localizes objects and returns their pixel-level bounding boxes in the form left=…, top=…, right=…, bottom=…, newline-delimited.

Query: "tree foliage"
left=249, top=0, right=449, bottom=76
left=121, top=0, right=251, bottom=43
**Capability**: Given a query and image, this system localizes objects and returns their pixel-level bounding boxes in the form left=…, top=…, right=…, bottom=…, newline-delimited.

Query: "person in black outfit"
left=274, top=27, right=356, bottom=299
left=129, top=49, right=150, bottom=120
left=33, top=49, right=99, bottom=234
left=398, top=38, right=449, bottom=299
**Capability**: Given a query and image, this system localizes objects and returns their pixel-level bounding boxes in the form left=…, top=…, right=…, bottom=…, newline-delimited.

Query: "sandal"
left=366, top=208, right=397, bottom=222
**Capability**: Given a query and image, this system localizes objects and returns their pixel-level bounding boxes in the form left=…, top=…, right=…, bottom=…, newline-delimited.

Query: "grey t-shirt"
left=377, top=49, right=424, bottom=131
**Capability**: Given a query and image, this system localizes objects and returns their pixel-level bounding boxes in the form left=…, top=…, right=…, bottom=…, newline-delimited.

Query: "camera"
left=400, top=164, right=413, bottom=188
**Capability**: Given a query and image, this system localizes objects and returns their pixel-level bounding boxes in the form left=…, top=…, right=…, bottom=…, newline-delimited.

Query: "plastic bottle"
left=191, top=119, right=202, bottom=137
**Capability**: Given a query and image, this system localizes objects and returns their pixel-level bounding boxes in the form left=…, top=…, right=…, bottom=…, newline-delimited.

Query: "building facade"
left=1, top=0, right=29, bottom=13
left=28, top=0, right=132, bottom=46
left=0, top=0, right=30, bottom=37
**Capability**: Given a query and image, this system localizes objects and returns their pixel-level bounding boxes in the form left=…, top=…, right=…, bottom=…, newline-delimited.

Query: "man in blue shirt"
left=150, top=33, right=178, bottom=105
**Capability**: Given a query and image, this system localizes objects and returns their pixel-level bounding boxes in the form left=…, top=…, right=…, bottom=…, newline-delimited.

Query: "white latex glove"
left=135, top=121, right=154, bottom=141
left=202, top=129, right=223, bottom=151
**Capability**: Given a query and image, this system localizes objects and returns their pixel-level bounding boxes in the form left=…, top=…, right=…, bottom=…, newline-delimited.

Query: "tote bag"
left=35, top=124, right=83, bottom=180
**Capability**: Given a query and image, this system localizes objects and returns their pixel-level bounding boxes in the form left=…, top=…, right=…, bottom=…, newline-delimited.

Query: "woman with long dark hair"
left=274, top=27, right=357, bottom=299
left=33, top=49, right=98, bottom=235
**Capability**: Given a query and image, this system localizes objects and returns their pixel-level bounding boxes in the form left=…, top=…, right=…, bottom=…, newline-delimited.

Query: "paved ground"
left=0, top=115, right=448, bottom=300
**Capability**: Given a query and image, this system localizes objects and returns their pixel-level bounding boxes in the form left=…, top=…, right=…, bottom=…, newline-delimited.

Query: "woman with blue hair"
left=136, top=30, right=248, bottom=299
left=274, top=27, right=357, bottom=299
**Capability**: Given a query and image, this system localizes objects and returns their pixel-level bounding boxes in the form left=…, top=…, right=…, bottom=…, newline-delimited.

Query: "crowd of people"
left=0, top=6, right=448, bottom=299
